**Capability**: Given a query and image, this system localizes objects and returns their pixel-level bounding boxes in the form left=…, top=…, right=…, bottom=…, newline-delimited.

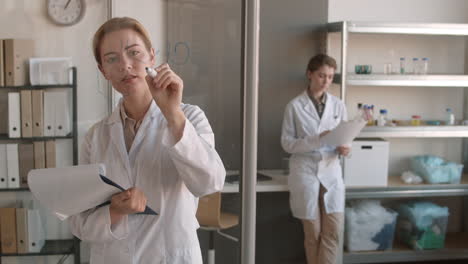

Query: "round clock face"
left=47, top=0, right=85, bottom=26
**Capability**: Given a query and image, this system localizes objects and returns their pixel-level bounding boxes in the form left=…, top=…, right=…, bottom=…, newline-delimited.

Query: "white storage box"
left=344, top=138, right=389, bottom=187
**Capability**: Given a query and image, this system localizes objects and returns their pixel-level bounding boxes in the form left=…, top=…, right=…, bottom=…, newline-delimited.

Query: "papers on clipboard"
left=321, top=119, right=367, bottom=146
left=27, top=164, right=157, bottom=220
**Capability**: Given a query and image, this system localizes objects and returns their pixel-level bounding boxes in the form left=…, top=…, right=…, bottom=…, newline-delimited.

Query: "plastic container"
left=411, top=115, right=421, bottom=126
left=400, top=57, right=406, bottom=74
left=397, top=202, right=449, bottom=250
left=446, top=108, right=455, bottom=125
left=410, top=155, right=463, bottom=184
left=377, top=109, right=388, bottom=126
left=422, top=58, right=429, bottom=74
left=345, top=200, right=398, bottom=251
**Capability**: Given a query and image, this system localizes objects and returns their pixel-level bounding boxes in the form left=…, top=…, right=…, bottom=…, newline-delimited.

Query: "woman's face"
left=307, top=65, right=335, bottom=95
left=98, top=28, right=154, bottom=97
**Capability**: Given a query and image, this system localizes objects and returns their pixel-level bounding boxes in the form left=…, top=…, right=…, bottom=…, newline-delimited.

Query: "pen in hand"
left=145, top=67, right=158, bottom=78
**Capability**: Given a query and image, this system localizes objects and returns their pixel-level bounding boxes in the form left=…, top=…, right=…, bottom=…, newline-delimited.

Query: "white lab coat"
left=281, top=91, right=347, bottom=220
left=68, top=99, right=226, bottom=264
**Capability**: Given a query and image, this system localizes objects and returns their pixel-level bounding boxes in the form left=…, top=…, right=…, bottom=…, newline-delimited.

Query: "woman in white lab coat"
left=281, top=54, right=349, bottom=264
left=68, top=17, right=226, bottom=264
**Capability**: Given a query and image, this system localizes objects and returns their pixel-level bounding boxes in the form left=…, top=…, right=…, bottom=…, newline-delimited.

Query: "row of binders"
left=0, top=39, right=34, bottom=87
left=0, top=141, right=57, bottom=189
left=0, top=207, right=45, bottom=254
left=0, top=39, right=72, bottom=87
left=5, top=90, right=72, bottom=138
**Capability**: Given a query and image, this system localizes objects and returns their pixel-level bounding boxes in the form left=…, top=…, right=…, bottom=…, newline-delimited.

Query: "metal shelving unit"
left=346, top=175, right=468, bottom=199
left=359, top=126, right=468, bottom=138
left=328, top=22, right=468, bottom=264
left=0, top=67, right=80, bottom=263
left=344, top=233, right=468, bottom=264
left=335, top=74, right=468, bottom=87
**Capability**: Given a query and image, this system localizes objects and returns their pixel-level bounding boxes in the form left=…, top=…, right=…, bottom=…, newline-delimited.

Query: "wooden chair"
left=196, top=192, right=239, bottom=264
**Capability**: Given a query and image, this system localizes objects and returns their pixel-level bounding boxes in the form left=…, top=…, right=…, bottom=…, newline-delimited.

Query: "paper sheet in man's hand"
left=28, top=164, right=157, bottom=220
left=321, top=119, right=367, bottom=146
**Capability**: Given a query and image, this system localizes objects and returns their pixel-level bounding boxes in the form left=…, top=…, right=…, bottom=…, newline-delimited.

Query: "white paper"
left=28, top=164, right=119, bottom=220
left=322, top=119, right=367, bottom=146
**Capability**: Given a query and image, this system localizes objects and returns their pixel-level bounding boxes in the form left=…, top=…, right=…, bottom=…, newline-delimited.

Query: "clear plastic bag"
left=410, top=155, right=463, bottom=184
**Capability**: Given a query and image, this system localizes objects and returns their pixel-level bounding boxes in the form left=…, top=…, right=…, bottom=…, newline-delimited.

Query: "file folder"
left=6, top=143, right=20, bottom=188
left=8, top=92, right=21, bottom=138
left=0, top=207, right=17, bottom=253
left=0, top=91, right=8, bottom=134
left=33, top=141, right=46, bottom=169
left=54, top=90, right=71, bottom=136
left=0, top=40, right=4, bottom=86
left=0, top=144, right=7, bottom=188
left=43, top=90, right=55, bottom=136
left=16, top=208, right=29, bottom=254
left=4, top=39, right=34, bottom=86
left=31, top=90, right=44, bottom=137
left=45, top=140, right=56, bottom=168
left=27, top=209, right=45, bottom=253
left=18, top=143, right=34, bottom=188
left=28, top=164, right=158, bottom=220
left=20, top=90, right=33, bottom=138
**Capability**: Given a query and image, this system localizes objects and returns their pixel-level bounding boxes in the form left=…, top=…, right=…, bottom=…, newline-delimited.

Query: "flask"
left=377, top=109, right=388, bottom=127
left=446, top=108, right=455, bottom=125
left=422, top=58, right=429, bottom=74
left=400, top=57, right=406, bottom=74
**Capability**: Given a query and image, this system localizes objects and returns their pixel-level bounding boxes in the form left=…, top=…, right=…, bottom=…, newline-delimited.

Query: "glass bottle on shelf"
left=422, top=57, right=429, bottom=74
left=354, top=103, right=364, bottom=121
left=400, top=57, right=406, bottom=74
left=446, top=108, right=455, bottom=125
left=412, top=57, right=419, bottom=74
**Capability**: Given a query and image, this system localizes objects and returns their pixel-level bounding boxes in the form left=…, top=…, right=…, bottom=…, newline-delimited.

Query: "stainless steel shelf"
left=344, top=233, right=468, bottom=263
left=346, top=175, right=468, bottom=199
left=358, top=126, right=468, bottom=138
left=334, top=74, right=468, bottom=87
left=328, top=21, right=468, bottom=35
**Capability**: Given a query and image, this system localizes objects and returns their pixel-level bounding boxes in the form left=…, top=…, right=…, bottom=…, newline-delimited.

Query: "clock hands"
left=64, top=0, right=71, bottom=9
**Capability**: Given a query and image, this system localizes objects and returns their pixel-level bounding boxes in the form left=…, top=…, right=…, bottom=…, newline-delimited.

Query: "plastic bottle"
left=446, top=108, right=455, bottom=125
left=422, top=58, right=429, bottom=74
left=377, top=109, right=388, bottom=126
left=400, top=57, right=406, bottom=74
left=412, top=58, right=419, bottom=74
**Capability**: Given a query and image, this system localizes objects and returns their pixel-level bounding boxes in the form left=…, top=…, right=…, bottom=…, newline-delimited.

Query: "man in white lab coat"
left=281, top=54, right=349, bottom=264
left=68, top=17, right=226, bottom=264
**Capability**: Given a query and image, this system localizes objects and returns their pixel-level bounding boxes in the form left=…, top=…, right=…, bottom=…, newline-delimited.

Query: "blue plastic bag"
left=410, top=155, right=463, bottom=184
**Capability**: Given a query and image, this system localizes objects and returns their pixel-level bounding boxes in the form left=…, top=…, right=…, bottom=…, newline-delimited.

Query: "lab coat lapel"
left=108, top=103, right=133, bottom=184
left=301, top=91, right=321, bottom=122
left=130, top=100, right=160, bottom=155
left=320, top=93, right=332, bottom=123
